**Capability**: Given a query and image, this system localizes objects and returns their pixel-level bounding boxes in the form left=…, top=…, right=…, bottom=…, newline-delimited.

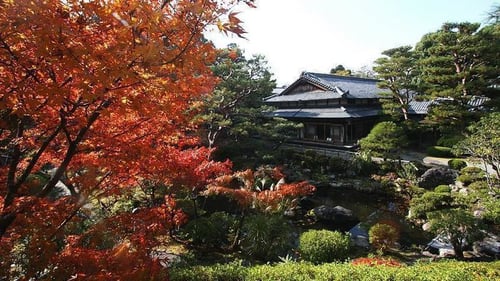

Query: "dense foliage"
left=0, top=0, right=255, bottom=279
left=299, top=230, right=351, bottom=264
left=359, top=121, right=407, bottom=160
left=169, top=261, right=500, bottom=281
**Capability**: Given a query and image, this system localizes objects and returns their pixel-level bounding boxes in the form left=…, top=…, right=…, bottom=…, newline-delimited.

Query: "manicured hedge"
left=426, top=146, right=454, bottom=158
left=448, top=159, right=467, bottom=170
left=169, top=261, right=500, bottom=281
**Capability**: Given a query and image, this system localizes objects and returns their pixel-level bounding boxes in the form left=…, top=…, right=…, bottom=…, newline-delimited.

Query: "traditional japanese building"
left=264, top=72, right=385, bottom=147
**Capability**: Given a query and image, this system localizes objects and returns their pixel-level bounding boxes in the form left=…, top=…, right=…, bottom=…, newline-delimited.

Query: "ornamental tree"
left=0, top=0, right=253, bottom=279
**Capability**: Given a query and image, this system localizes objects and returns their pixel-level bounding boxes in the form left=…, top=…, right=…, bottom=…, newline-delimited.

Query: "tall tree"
left=0, top=0, right=252, bottom=278
left=374, top=46, right=418, bottom=120
left=415, top=22, right=499, bottom=131
left=201, top=44, right=297, bottom=155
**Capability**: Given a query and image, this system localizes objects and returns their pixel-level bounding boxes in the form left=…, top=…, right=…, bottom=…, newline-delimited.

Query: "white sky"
left=206, top=0, right=498, bottom=86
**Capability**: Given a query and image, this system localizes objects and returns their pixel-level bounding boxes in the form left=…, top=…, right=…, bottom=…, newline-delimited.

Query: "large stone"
left=418, top=167, right=456, bottom=189
left=310, top=205, right=358, bottom=224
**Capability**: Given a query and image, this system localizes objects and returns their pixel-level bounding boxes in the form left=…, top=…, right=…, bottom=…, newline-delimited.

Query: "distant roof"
left=265, top=72, right=385, bottom=103
left=268, top=106, right=381, bottom=119
left=408, top=100, right=433, bottom=115
left=408, top=96, right=490, bottom=115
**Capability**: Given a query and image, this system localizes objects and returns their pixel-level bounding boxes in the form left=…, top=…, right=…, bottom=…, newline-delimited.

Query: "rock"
left=310, top=205, right=358, bottom=224
left=418, top=167, right=457, bottom=189
left=349, top=223, right=369, bottom=248
left=473, top=233, right=500, bottom=257
left=298, top=197, right=315, bottom=210
left=422, top=222, right=432, bottom=232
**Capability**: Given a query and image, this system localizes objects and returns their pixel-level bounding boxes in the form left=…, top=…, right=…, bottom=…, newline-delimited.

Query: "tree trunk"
left=452, top=240, right=464, bottom=260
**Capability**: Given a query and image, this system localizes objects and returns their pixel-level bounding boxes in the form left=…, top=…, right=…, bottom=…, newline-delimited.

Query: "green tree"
left=330, top=64, right=352, bottom=76
left=428, top=208, right=483, bottom=259
left=359, top=121, right=407, bottom=160
left=454, top=112, right=500, bottom=192
left=374, top=46, right=418, bottom=120
left=200, top=45, right=299, bottom=166
left=201, top=44, right=275, bottom=148
left=416, top=22, right=499, bottom=132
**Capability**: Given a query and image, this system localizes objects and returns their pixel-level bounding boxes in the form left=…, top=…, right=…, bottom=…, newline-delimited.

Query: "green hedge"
left=426, top=146, right=454, bottom=158
left=169, top=261, right=500, bottom=281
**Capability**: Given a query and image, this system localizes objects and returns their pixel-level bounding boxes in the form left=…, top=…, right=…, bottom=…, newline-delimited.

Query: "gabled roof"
left=264, top=72, right=384, bottom=103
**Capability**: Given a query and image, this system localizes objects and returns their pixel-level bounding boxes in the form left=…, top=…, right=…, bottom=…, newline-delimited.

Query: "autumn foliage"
left=0, top=0, right=255, bottom=279
left=205, top=166, right=315, bottom=213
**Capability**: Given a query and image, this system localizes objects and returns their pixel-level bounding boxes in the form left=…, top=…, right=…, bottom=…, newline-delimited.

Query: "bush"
left=458, top=167, right=485, bottom=186
left=468, top=180, right=489, bottom=191
left=448, top=159, right=467, bottom=170
left=369, top=223, right=399, bottom=252
left=426, top=146, right=454, bottom=158
left=434, top=185, right=451, bottom=193
left=299, top=230, right=351, bottom=263
left=239, top=214, right=295, bottom=261
left=181, top=212, right=237, bottom=248
left=170, top=260, right=500, bottom=281
left=409, top=191, right=454, bottom=219
left=437, top=134, right=464, bottom=147
left=328, top=157, right=349, bottom=174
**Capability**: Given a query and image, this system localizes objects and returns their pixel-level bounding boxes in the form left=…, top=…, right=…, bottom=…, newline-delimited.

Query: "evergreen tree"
left=200, top=44, right=298, bottom=159
left=374, top=46, right=419, bottom=120
left=415, top=22, right=499, bottom=132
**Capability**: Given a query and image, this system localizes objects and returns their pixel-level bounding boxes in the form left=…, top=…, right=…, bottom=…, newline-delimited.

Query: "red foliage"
left=0, top=0, right=251, bottom=279
left=351, top=257, right=402, bottom=267
left=205, top=167, right=316, bottom=212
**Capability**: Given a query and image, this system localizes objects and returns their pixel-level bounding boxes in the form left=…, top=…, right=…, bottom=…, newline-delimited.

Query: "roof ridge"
left=303, top=71, right=380, bottom=82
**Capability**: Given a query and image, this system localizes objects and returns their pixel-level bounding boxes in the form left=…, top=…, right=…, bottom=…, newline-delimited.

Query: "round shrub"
left=448, top=159, right=467, bottom=170
left=434, top=185, right=451, bottom=193
left=299, top=230, right=351, bottom=263
left=468, top=180, right=489, bottom=191
left=426, top=146, right=454, bottom=158
left=240, top=214, right=295, bottom=261
left=458, top=166, right=485, bottom=185
left=369, top=223, right=399, bottom=252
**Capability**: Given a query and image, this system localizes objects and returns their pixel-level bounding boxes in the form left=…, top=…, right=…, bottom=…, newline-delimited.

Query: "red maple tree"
left=0, top=0, right=253, bottom=279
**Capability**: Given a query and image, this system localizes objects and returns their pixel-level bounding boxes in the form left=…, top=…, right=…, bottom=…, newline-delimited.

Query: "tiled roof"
left=265, top=72, right=384, bottom=103
left=302, top=72, right=384, bottom=99
left=408, top=101, right=433, bottom=114
left=408, top=96, right=490, bottom=115
left=268, top=106, right=382, bottom=119
left=264, top=90, right=342, bottom=102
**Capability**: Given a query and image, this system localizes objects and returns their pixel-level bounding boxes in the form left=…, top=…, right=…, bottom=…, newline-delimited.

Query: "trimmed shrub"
left=458, top=166, right=485, bottom=186
left=448, top=159, right=467, bottom=170
left=434, top=185, right=451, bottom=193
left=299, top=230, right=351, bottom=263
left=426, top=146, right=454, bottom=158
left=239, top=214, right=295, bottom=261
left=369, top=223, right=399, bottom=252
left=170, top=260, right=500, bottom=281
left=418, top=167, right=456, bottom=189
left=468, top=180, right=489, bottom=191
